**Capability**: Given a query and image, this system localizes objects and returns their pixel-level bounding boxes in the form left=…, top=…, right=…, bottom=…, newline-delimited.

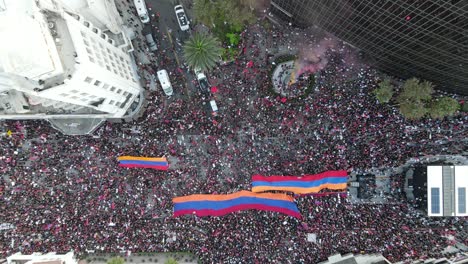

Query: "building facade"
left=6, top=252, right=77, bottom=264
left=270, top=0, right=468, bottom=95
left=0, top=0, right=142, bottom=121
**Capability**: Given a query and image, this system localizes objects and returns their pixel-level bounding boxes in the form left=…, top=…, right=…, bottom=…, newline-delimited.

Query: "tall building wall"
left=0, top=0, right=142, bottom=118
left=271, top=0, right=468, bottom=95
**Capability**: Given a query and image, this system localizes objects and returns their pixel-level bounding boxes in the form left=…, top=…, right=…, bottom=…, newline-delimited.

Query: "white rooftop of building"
left=0, top=0, right=64, bottom=80
left=427, top=165, right=468, bottom=217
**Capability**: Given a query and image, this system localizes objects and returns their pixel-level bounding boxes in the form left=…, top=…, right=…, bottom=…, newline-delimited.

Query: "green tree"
left=107, top=257, right=124, bottom=264
left=462, top=102, right=468, bottom=112
left=164, top=258, right=178, bottom=264
left=428, top=96, right=460, bottom=119
left=193, top=0, right=216, bottom=26
left=225, top=32, right=240, bottom=46
left=399, top=101, right=427, bottom=120
left=397, top=78, right=434, bottom=120
left=397, top=78, right=434, bottom=103
left=373, top=78, right=394, bottom=103
left=183, top=33, right=222, bottom=72
left=193, top=0, right=255, bottom=30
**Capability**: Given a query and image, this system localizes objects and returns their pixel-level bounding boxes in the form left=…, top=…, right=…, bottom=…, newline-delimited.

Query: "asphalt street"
left=145, top=0, right=196, bottom=100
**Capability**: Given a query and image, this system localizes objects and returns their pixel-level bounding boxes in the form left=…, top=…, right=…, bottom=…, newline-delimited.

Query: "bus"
left=133, top=0, right=150, bottom=24
left=157, top=70, right=174, bottom=96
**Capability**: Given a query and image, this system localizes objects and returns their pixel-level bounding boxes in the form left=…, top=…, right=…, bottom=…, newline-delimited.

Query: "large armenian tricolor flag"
left=117, top=156, right=169, bottom=170
left=173, top=190, right=301, bottom=218
left=252, top=170, right=348, bottom=194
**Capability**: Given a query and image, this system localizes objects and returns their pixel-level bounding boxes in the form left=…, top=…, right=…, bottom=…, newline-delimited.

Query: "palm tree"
left=183, top=32, right=222, bottom=72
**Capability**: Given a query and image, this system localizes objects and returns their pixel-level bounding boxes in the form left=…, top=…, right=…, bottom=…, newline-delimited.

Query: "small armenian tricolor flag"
left=117, top=156, right=169, bottom=170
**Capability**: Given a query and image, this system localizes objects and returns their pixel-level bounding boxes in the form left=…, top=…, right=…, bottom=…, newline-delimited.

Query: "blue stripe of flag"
left=174, top=197, right=299, bottom=212
left=119, top=160, right=168, bottom=166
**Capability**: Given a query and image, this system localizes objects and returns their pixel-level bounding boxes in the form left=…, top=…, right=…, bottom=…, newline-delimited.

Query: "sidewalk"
left=83, top=252, right=198, bottom=264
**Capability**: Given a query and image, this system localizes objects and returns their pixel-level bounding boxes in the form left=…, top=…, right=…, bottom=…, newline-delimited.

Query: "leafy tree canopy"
left=193, top=0, right=255, bottom=31
left=373, top=78, right=394, bottom=103
left=397, top=78, right=434, bottom=103
left=399, top=101, right=427, bottom=120
left=164, top=258, right=178, bottom=264
left=107, top=257, right=124, bottom=264
left=428, top=96, right=460, bottom=119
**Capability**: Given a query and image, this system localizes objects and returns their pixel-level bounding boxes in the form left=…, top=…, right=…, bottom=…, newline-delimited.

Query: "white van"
left=133, top=0, right=150, bottom=24
left=157, top=70, right=174, bottom=96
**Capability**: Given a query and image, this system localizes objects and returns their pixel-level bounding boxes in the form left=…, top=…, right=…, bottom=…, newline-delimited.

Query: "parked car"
left=144, top=33, right=158, bottom=52
left=195, top=71, right=211, bottom=98
left=174, top=5, right=190, bottom=31
left=209, top=100, right=218, bottom=116
left=133, top=0, right=150, bottom=24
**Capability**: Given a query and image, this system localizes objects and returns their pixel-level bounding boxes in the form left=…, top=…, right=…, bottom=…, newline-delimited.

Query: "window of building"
left=101, top=33, right=106, bottom=40
left=89, top=95, right=97, bottom=99
left=71, top=96, right=79, bottom=100
left=84, top=77, right=92, bottom=83
left=108, top=39, right=114, bottom=45
left=81, top=31, right=87, bottom=38
left=92, top=28, right=98, bottom=34
left=123, top=91, right=129, bottom=96
left=80, top=92, right=88, bottom=96
left=83, top=40, right=90, bottom=46
left=106, top=65, right=111, bottom=71
left=431, top=187, right=440, bottom=214
left=71, top=90, right=79, bottom=93
left=459, top=187, right=466, bottom=214
left=117, top=89, right=122, bottom=94
left=89, top=57, right=95, bottom=63
left=86, top=48, right=93, bottom=55
left=110, top=86, right=116, bottom=92
left=81, top=98, right=88, bottom=102
left=84, top=21, right=90, bottom=28
left=103, top=84, right=109, bottom=90
left=59, top=93, right=68, bottom=97
left=94, top=80, right=101, bottom=86
left=116, top=102, right=121, bottom=107
left=109, top=100, right=115, bottom=105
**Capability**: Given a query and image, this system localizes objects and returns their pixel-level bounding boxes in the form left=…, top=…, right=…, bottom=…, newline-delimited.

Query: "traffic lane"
left=148, top=0, right=191, bottom=41
left=147, top=0, right=199, bottom=95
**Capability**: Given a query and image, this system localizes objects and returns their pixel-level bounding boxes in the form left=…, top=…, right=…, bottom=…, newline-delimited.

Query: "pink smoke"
left=296, top=37, right=337, bottom=77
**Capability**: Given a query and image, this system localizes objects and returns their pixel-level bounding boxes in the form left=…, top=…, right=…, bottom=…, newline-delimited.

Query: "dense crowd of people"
left=1, top=3, right=467, bottom=264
